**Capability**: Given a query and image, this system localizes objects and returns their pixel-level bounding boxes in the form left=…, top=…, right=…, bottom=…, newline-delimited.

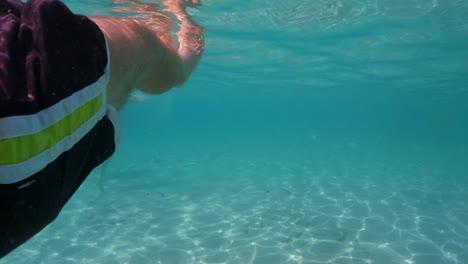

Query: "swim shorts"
left=0, top=0, right=120, bottom=257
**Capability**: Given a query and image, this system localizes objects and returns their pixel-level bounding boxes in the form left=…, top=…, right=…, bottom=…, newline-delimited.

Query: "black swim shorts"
left=0, top=0, right=120, bottom=258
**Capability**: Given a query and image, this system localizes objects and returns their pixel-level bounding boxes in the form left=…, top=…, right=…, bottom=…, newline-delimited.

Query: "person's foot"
left=186, top=0, right=201, bottom=8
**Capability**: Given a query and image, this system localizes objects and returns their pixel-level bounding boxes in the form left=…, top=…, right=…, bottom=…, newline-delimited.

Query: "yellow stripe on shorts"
left=0, top=94, right=103, bottom=165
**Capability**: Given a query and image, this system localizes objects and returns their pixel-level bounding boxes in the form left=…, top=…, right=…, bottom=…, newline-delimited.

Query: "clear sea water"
left=3, top=0, right=468, bottom=263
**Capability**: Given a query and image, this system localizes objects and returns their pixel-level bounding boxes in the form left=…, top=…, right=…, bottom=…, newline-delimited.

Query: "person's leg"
left=96, top=157, right=112, bottom=192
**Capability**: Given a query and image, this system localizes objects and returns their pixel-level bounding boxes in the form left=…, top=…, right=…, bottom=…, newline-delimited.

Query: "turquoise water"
left=3, top=0, right=468, bottom=263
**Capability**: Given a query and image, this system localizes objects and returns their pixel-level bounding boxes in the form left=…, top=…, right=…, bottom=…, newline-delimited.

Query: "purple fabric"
left=0, top=0, right=24, bottom=101
left=0, top=0, right=107, bottom=118
left=1, top=1, right=113, bottom=258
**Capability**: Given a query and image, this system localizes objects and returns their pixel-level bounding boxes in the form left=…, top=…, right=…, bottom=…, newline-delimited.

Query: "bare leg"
left=96, top=157, right=112, bottom=192
left=91, top=0, right=205, bottom=109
